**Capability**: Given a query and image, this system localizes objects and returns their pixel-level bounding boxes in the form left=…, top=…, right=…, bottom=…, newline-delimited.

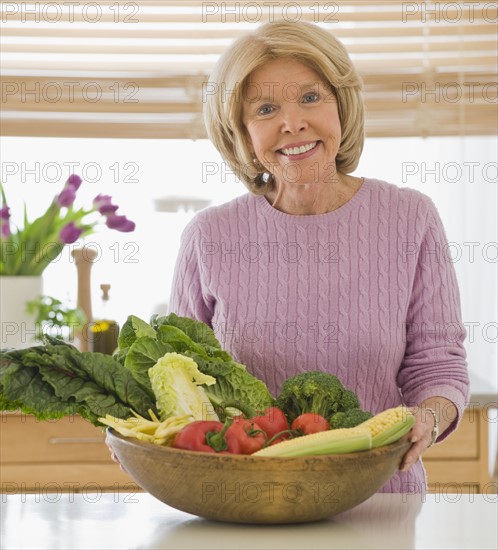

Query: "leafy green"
left=118, top=314, right=156, bottom=349
left=186, top=352, right=274, bottom=416
left=157, top=325, right=208, bottom=357
left=118, top=314, right=274, bottom=416
left=0, top=353, right=77, bottom=419
left=0, top=337, right=157, bottom=426
left=124, top=337, right=173, bottom=396
left=0, top=313, right=275, bottom=429
left=152, top=313, right=222, bottom=349
left=149, top=352, right=219, bottom=421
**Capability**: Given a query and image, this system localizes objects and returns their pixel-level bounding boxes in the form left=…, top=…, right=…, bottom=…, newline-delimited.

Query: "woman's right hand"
left=105, top=434, right=127, bottom=473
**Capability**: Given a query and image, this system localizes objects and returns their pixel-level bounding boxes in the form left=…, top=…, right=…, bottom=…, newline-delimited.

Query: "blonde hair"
left=203, top=20, right=365, bottom=194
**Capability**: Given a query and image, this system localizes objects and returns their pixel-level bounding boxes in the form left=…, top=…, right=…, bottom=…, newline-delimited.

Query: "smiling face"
left=242, top=57, right=342, bottom=190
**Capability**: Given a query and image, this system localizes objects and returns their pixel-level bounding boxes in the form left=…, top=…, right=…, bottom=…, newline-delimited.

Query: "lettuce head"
left=149, top=352, right=219, bottom=421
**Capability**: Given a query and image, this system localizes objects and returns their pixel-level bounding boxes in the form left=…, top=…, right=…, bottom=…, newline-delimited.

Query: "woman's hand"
left=105, top=434, right=127, bottom=473
left=399, top=397, right=457, bottom=473
left=399, top=406, right=436, bottom=472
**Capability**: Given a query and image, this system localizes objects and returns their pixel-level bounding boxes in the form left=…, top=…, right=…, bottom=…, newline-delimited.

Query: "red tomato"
left=252, top=406, right=289, bottom=444
left=227, top=416, right=266, bottom=454
left=291, top=413, right=330, bottom=435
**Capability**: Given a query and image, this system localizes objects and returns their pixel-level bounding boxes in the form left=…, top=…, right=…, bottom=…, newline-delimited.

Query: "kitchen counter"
left=1, top=492, right=496, bottom=549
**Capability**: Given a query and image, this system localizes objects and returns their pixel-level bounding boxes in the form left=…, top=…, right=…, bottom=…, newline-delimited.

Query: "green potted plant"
left=26, top=295, right=87, bottom=343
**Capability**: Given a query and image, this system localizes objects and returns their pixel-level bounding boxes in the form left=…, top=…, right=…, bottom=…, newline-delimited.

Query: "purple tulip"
left=0, top=205, right=10, bottom=220
left=57, top=187, right=77, bottom=208
left=67, top=174, right=83, bottom=190
left=60, top=221, right=83, bottom=244
left=1, top=222, right=10, bottom=238
left=105, top=214, right=135, bottom=232
left=0, top=205, right=11, bottom=238
left=93, top=194, right=119, bottom=215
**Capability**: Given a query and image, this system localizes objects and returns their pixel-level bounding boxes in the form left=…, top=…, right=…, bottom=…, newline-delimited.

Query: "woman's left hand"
left=399, top=406, right=435, bottom=472
left=399, top=397, right=457, bottom=473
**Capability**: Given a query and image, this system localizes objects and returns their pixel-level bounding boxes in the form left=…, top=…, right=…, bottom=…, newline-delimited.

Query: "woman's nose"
left=279, top=104, right=308, bottom=135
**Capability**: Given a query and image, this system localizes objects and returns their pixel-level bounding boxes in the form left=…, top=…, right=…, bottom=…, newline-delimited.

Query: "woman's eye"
left=257, top=104, right=274, bottom=115
left=303, top=92, right=319, bottom=103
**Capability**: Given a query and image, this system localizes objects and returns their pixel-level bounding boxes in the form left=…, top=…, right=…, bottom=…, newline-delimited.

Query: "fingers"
left=399, top=441, right=423, bottom=472
left=399, top=410, right=434, bottom=472
left=105, top=440, right=128, bottom=473
left=105, top=439, right=119, bottom=463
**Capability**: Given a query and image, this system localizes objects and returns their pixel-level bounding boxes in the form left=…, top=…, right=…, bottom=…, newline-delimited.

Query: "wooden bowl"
left=107, top=429, right=410, bottom=524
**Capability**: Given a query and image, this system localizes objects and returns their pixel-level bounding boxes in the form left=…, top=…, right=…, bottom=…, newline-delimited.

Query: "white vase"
left=0, top=276, right=43, bottom=350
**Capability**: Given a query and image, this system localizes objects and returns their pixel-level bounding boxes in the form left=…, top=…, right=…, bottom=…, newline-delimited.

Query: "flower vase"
left=0, top=276, right=43, bottom=350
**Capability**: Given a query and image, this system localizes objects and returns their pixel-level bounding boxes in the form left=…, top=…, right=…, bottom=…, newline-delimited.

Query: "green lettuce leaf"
left=152, top=312, right=222, bottom=349
left=157, top=325, right=208, bottom=357
left=185, top=352, right=275, bottom=416
left=118, top=315, right=156, bottom=349
left=124, top=336, right=174, bottom=395
left=149, top=352, right=219, bottom=421
left=154, top=313, right=232, bottom=361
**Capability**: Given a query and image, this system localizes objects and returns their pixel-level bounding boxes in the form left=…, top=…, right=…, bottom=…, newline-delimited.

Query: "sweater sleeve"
left=168, top=216, right=214, bottom=326
left=396, top=195, right=469, bottom=442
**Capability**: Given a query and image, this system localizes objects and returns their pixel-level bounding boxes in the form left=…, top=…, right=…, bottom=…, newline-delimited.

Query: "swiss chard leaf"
left=0, top=351, right=77, bottom=419
left=1, top=339, right=158, bottom=426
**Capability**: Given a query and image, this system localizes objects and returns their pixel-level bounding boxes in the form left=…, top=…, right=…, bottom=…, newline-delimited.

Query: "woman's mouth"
left=278, top=141, right=320, bottom=159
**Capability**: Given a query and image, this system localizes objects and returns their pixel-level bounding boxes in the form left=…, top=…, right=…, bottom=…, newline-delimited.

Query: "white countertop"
left=1, top=492, right=496, bottom=549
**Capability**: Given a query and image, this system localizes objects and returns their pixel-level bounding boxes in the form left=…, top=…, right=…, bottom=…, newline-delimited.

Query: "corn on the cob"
left=252, top=427, right=372, bottom=457
left=358, top=406, right=415, bottom=448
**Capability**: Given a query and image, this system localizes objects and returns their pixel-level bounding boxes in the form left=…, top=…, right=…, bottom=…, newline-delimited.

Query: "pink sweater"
left=169, top=177, right=469, bottom=492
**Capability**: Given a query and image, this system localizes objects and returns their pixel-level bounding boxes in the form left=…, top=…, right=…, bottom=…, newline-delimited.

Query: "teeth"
left=281, top=142, right=317, bottom=156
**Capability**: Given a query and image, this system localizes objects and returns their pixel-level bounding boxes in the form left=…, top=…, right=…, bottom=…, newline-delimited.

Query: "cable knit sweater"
left=169, top=177, right=469, bottom=492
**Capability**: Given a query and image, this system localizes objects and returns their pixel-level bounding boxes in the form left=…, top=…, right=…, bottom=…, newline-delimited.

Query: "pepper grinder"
left=89, top=284, right=119, bottom=355
left=71, top=246, right=98, bottom=351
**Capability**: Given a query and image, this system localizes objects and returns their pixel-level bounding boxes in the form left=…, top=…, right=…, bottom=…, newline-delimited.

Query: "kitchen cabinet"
left=423, top=372, right=497, bottom=494
left=0, top=411, right=139, bottom=493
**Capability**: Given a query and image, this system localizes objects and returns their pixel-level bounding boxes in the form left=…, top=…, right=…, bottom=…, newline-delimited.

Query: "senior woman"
left=169, top=20, right=469, bottom=492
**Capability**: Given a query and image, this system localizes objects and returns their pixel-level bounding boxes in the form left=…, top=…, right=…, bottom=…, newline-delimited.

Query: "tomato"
left=227, top=416, right=266, bottom=454
left=251, top=406, right=291, bottom=445
left=172, top=420, right=241, bottom=453
left=291, top=413, right=330, bottom=435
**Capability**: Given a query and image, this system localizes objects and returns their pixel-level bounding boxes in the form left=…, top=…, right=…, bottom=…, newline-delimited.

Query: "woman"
left=169, top=20, right=469, bottom=492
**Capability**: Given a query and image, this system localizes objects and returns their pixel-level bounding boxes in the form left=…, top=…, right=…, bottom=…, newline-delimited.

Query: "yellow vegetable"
left=99, top=409, right=193, bottom=445
left=253, top=427, right=372, bottom=457
left=358, top=406, right=415, bottom=448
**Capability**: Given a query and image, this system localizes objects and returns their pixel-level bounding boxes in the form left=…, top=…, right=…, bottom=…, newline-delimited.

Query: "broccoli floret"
left=275, top=371, right=346, bottom=424
left=329, top=408, right=373, bottom=429
left=338, top=389, right=360, bottom=411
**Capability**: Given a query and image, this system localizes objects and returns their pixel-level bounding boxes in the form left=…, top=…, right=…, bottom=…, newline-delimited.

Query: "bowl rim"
left=106, top=427, right=411, bottom=463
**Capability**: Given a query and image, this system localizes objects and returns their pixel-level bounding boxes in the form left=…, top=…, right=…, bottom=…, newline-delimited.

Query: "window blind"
left=1, top=0, right=496, bottom=138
